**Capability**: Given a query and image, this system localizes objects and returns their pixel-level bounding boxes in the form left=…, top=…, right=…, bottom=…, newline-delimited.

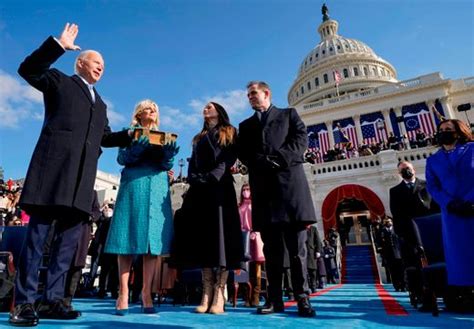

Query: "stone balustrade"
left=309, top=146, right=438, bottom=177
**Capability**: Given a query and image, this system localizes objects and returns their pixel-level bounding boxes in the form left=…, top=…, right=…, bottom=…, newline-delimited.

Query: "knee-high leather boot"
left=195, top=268, right=214, bottom=313
left=251, top=263, right=262, bottom=307
left=209, top=269, right=228, bottom=314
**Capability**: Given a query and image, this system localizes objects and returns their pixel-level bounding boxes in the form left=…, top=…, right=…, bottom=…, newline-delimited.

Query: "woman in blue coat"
left=425, top=119, right=474, bottom=289
left=105, top=99, right=179, bottom=315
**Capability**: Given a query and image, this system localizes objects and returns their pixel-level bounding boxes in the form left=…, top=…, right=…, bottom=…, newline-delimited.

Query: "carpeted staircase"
left=343, top=245, right=375, bottom=283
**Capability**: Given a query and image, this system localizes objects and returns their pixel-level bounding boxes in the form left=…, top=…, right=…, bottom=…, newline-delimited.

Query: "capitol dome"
left=288, top=5, right=398, bottom=106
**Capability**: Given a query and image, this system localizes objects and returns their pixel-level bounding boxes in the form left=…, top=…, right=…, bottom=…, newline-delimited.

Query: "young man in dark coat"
left=306, top=224, right=322, bottom=293
left=9, top=23, right=132, bottom=327
left=238, top=81, right=317, bottom=317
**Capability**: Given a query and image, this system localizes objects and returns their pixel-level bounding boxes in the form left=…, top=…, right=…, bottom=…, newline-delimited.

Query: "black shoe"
left=37, top=300, right=81, bottom=320
left=64, top=303, right=82, bottom=318
left=418, top=304, right=432, bottom=313
left=297, top=297, right=316, bottom=317
left=9, top=303, right=39, bottom=327
left=256, top=301, right=285, bottom=315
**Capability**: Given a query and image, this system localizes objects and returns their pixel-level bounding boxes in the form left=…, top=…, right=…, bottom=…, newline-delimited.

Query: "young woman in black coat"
left=174, top=102, right=243, bottom=314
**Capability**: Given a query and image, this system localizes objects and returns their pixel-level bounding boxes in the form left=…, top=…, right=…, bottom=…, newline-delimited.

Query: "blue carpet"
left=1, top=284, right=472, bottom=328
left=344, top=245, right=375, bottom=284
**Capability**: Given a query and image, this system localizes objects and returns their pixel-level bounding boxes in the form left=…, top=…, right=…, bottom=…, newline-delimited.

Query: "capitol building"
left=283, top=5, right=473, bottom=243
left=96, top=5, right=473, bottom=250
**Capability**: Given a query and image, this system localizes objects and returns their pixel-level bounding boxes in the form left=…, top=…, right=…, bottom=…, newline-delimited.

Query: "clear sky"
left=1, top=0, right=473, bottom=180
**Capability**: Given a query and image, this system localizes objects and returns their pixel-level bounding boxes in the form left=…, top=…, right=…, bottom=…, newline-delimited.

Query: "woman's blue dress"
left=105, top=133, right=175, bottom=256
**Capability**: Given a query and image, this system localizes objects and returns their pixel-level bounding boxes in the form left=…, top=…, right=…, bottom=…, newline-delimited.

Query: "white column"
left=353, top=114, right=364, bottom=145
left=382, top=109, right=394, bottom=135
left=439, top=96, right=457, bottom=119
left=393, top=106, right=410, bottom=149
left=325, top=120, right=335, bottom=149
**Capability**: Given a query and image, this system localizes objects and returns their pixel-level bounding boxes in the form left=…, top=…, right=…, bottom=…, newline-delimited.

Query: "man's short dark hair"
left=246, top=80, right=271, bottom=91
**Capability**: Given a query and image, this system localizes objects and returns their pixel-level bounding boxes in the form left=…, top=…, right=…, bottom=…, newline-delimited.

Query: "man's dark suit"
left=389, top=178, right=439, bottom=266
left=238, top=105, right=317, bottom=304
left=15, top=36, right=131, bottom=306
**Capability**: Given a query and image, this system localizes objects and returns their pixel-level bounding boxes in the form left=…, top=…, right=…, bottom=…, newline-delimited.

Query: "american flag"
left=307, top=124, right=330, bottom=155
left=334, top=123, right=358, bottom=146
left=360, top=112, right=388, bottom=144
left=404, top=110, right=436, bottom=140
left=333, top=70, right=342, bottom=86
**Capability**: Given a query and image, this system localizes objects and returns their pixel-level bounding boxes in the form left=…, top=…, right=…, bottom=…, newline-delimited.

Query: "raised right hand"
left=58, top=23, right=81, bottom=51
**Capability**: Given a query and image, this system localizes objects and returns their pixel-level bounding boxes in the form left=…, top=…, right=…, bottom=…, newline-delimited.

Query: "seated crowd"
left=304, top=130, right=436, bottom=164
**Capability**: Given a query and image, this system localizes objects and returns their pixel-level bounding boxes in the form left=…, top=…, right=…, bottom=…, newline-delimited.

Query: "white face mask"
left=104, top=209, right=113, bottom=217
left=242, top=191, right=251, bottom=199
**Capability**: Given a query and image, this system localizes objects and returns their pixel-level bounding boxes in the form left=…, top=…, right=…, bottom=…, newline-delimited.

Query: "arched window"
left=307, top=81, right=311, bottom=90
left=323, top=74, right=329, bottom=83
left=353, top=67, right=359, bottom=76
left=315, top=77, right=319, bottom=87
left=363, top=67, right=368, bottom=76
left=343, top=68, right=349, bottom=78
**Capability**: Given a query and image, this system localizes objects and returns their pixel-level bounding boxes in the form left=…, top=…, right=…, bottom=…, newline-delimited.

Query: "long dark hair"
left=437, top=119, right=473, bottom=146
left=192, top=102, right=236, bottom=146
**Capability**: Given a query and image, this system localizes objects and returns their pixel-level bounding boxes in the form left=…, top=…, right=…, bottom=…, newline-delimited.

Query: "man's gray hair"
left=74, top=50, right=101, bottom=74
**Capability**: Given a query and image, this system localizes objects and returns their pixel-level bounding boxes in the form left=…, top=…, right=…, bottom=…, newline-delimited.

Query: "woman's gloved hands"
left=130, top=135, right=150, bottom=156
left=163, top=141, right=180, bottom=160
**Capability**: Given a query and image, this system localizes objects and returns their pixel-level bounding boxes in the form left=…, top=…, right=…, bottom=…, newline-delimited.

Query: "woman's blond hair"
left=130, top=99, right=159, bottom=129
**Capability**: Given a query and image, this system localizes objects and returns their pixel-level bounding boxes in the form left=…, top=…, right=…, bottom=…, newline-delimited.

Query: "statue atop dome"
left=322, top=3, right=330, bottom=21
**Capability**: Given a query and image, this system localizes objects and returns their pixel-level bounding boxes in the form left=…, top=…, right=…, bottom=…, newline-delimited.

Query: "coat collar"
left=72, top=75, right=96, bottom=104
left=264, top=104, right=278, bottom=125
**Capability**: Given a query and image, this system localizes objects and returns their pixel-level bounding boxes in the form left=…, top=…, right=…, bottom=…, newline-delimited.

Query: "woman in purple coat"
left=425, top=119, right=474, bottom=290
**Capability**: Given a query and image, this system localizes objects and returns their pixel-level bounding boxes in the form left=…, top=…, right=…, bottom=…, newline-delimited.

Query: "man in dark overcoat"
left=238, top=81, right=317, bottom=317
left=389, top=161, right=439, bottom=266
left=306, top=224, right=322, bottom=293
left=380, top=218, right=404, bottom=291
left=9, top=23, right=132, bottom=327
left=389, top=161, right=439, bottom=306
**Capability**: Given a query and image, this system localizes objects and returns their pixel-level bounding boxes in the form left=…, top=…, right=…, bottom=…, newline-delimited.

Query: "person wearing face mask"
left=425, top=119, right=474, bottom=310
left=238, top=184, right=265, bottom=307
left=389, top=161, right=440, bottom=297
left=380, top=218, right=404, bottom=291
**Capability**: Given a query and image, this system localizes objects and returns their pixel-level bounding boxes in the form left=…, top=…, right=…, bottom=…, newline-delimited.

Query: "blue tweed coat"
left=105, top=137, right=175, bottom=256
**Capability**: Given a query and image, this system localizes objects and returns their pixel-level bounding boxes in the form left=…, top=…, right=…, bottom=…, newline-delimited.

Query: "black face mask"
left=400, top=168, right=414, bottom=180
left=437, top=131, right=457, bottom=145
